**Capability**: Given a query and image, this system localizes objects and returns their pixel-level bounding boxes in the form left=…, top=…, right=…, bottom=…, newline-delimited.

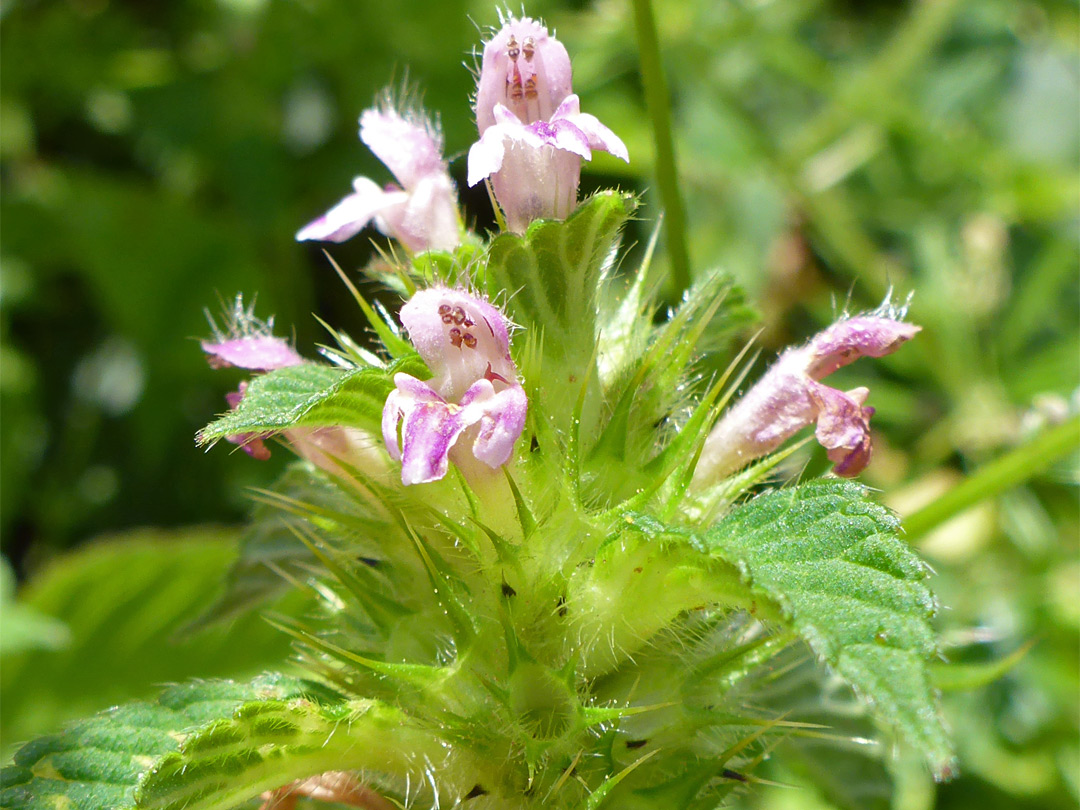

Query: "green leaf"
left=1, top=529, right=296, bottom=759
left=700, top=479, right=956, bottom=779
left=0, top=674, right=319, bottom=810
left=482, top=191, right=635, bottom=370
left=133, top=696, right=442, bottom=810
left=197, top=356, right=427, bottom=446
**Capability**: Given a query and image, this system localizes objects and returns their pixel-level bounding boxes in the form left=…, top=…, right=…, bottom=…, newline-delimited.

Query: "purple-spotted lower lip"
left=382, top=372, right=527, bottom=486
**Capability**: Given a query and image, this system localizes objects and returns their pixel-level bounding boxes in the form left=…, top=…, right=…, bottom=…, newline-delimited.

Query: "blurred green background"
left=1, top=0, right=1077, bottom=808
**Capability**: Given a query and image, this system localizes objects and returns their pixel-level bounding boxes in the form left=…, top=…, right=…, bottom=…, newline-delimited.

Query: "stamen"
left=463, top=333, right=478, bottom=349
left=449, top=327, right=463, bottom=347
left=507, top=35, right=519, bottom=61
left=522, top=37, right=535, bottom=60
left=452, top=306, right=467, bottom=325
left=438, top=304, right=453, bottom=324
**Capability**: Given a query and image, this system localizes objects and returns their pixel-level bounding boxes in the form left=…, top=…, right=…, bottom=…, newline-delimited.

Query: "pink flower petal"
left=811, top=384, right=874, bottom=478
left=295, top=177, right=404, bottom=243
left=465, top=382, right=528, bottom=468
left=201, top=335, right=304, bottom=371
left=360, top=108, right=445, bottom=191
left=475, top=15, right=573, bottom=133
left=398, top=287, right=516, bottom=402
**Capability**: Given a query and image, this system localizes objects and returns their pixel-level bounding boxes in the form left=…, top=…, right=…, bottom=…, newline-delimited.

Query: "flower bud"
left=297, top=102, right=460, bottom=253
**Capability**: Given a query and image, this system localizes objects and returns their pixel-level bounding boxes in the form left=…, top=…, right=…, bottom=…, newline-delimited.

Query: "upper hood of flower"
left=475, top=14, right=573, bottom=134
left=399, top=286, right=518, bottom=402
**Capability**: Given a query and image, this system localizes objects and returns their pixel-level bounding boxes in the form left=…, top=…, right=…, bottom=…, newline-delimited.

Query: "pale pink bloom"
left=297, top=105, right=460, bottom=253
left=468, top=95, right=628, bottom=233
left=470, top=16, right=627, bottom=233
left=695, top=313, right=921, bottom=481
left=382, top=287, right=527, bottom=485
left=474, top=13, right=573, bottom=132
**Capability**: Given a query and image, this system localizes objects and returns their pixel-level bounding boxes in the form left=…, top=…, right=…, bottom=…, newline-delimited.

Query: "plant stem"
left=903, top=415, right=1080, bottom=540
left=630, top=0, right=691, bottom=298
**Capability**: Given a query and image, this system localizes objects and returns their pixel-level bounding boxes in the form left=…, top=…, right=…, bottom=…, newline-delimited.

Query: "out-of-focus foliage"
left=0, top=527, right=302, bottom=760
left=1, top=0, right=1076, bottom=808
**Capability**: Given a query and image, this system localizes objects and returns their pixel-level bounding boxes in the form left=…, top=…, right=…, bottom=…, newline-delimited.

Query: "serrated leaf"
left=0, top=675, right=317, bottom=810
left=197, top=356, right=426, bottom=445
left=701, top=479, right=956, bottom=779
left=134, top=697, right=441, bottom=810
left=1, top=675, right=454, bottom=810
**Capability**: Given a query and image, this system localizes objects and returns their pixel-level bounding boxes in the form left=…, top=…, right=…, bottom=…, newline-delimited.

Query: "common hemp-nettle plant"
left=3, top=11, right=958, bottom=810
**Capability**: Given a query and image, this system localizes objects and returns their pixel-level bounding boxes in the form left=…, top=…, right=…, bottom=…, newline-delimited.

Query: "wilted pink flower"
left=694, top=312, right=921, bottom=482
left=382, top=287, right=527, bottom=485
left=297, top=103, right=460, bottom=253
left=470, top=16, right=628, bottom=233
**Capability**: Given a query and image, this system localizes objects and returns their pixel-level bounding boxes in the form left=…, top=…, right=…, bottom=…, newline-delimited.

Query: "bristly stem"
left=630, top=0, right=691, bottom=298
left=903, top=414, right=1080, bottom=540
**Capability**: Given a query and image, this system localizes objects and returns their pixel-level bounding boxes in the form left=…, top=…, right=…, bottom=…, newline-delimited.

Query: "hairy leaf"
left=197, top=356, right=426, bottom=445
left=700, top=479, right=956, bottom=779
left=0, top=675, right=319, bottom=810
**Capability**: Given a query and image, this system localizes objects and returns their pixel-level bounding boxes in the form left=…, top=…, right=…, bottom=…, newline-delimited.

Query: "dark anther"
left=501, top=582, right=517, bottom=598
left=449, top=327, right=463, bottom=347
left=507, top=35, right=519, bottom=61
left=465, top=784, right=488, bottom=799
left=626, top=739, right=648, bottom=749
left=523, top=37, right=535, bottom=60
left=463, top=333, right=477, bottom=349
left=721, top=769, right=748, bottom=783
left=451, top=306, right=467, bottom=325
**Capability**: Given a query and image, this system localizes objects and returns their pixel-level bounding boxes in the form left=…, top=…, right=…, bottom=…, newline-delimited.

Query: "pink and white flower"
left=474, top=13, right=573, bottom=133
left=469, top=15, right=628, bottom=233
left=695, top=312, right=921, bottom=481
left=382, top=288, right=527, bottom=485
left=297, top=104, right=460, bottom=253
